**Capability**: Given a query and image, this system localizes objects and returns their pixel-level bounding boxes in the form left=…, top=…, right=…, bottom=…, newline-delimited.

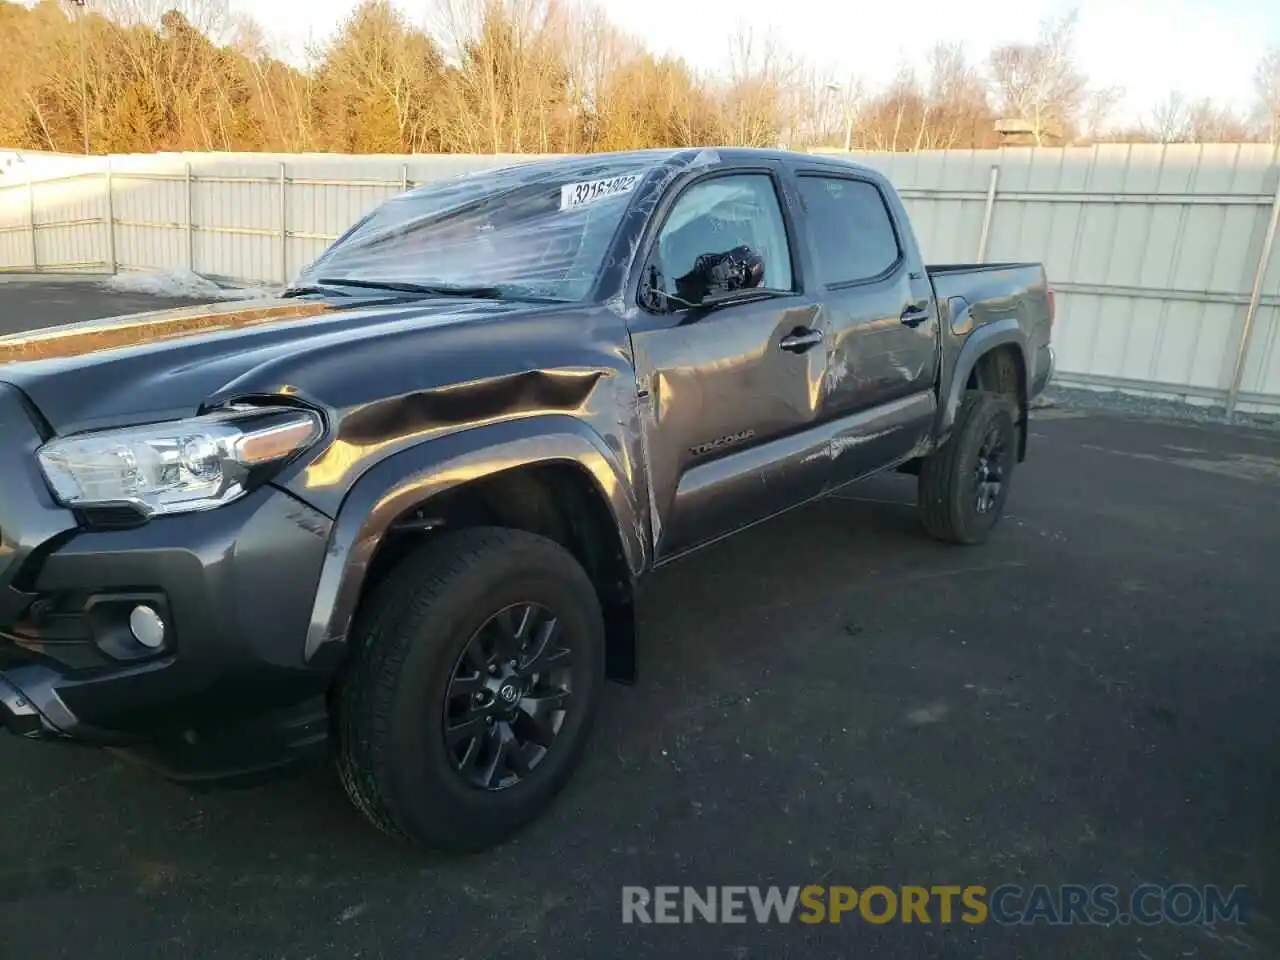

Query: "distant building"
left=995, top=118, right=1066, bottom=147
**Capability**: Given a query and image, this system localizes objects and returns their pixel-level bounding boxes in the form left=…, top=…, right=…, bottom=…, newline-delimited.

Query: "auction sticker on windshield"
left=560, top=174, right=641, bottom=210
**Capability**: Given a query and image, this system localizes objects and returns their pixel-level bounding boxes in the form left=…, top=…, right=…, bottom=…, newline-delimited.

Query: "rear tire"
left=918, top=391, right=1017, bottom=545
left=336, top=526, right=605, bottom=852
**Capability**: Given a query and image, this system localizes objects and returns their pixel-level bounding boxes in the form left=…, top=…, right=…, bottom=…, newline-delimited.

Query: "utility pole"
left=824, top=82, right=855, bottom=152
left=69, top=0, right=90, bottom=154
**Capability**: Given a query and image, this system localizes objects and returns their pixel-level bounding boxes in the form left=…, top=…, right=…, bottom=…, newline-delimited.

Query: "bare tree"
left=1147, top=92, right=1255, bottom=144
left=314, top=0, right=448, bottom=153
left=858, top=66, right=921, bottom=152
left=1255, top=46, right=1280, bottom=144
left=815, top=72, right=863, bottom=150
left=433, top=0, right=575, bottom=154
left=922, top=42, right=995, bottom=149
left=103, top=0, right=237, bottom=43
left=1184, top=98, right=1253, bottom=143
left=988, top=10, right=1087, bottom=144
left=1149, top=91, right=1190, bottom=143
left=1080, top=85, right=1121, bottom=142
left=556, top=0, right=632, bottom=151
left=721, top=28, right=797, bottom=148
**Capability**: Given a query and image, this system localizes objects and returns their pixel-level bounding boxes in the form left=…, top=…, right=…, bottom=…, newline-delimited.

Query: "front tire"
left=336, top=527, right=605, bottom=852
left=918, top=391, right=1017, bottom=545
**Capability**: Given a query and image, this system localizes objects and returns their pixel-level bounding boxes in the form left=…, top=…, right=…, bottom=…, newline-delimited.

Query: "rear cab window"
left=796, top=175, right=901, bottom=286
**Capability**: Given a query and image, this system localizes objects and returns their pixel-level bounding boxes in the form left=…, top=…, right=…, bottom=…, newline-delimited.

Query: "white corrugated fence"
left=1, top=144, right=1278, bottom=414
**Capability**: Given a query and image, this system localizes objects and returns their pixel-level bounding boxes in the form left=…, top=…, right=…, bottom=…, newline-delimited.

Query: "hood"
left=0, top=295, right=557, bottom=434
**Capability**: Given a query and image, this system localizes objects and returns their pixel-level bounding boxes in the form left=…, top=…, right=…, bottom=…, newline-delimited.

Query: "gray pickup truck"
left=0, top=148, right=1053, bottom=851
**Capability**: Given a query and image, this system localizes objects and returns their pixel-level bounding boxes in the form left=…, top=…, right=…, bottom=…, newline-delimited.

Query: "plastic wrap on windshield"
left=294, top=150, right=724, bottom=305
left=293, top=150, right=723, bottom=304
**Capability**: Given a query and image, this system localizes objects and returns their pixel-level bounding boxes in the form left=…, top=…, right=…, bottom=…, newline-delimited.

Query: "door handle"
left=900, top=301, right=932, bottom=328
left=779, top=328, right=824, bottom=353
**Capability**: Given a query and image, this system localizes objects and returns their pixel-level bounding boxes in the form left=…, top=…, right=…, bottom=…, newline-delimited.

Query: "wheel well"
left=357, top=462, right=637, bottom=683
left=966, top=345, right=1028, bottom=461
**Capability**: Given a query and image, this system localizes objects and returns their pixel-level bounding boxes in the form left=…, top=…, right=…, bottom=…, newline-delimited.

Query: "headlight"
left=37, top=405, right=323, bottom=517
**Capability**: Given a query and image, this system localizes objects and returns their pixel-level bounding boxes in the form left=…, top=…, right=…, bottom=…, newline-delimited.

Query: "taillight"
left=1046, top=286, right=1056, bottom=326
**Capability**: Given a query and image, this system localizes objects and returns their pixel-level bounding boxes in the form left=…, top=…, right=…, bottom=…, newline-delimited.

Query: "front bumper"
left=0, top=384, right=336, bottom=779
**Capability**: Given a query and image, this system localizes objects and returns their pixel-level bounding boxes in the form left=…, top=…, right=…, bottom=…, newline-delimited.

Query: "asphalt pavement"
left=0, top=280, right=1277, bottom=959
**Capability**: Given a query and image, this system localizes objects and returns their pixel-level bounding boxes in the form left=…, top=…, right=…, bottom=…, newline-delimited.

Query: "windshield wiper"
left=314, top=278, right=507, bottom=299
left=310, top=278, right=571, bottom=303
left=642, top=283, right=791, bottom=315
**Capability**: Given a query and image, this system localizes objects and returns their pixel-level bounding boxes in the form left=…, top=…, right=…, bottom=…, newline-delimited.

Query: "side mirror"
left=674, top=245, right=765, bottom=306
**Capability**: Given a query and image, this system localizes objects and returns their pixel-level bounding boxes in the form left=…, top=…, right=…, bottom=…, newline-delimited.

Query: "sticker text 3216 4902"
left=560, top=175, right=641, bottom=210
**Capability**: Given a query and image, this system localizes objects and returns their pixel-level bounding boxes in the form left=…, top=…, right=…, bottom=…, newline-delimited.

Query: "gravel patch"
left=1038, top=384, right=1280, bottom=431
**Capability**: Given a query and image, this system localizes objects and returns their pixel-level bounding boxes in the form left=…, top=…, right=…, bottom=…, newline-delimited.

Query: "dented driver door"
left=628, top=167, right=830, bottom=563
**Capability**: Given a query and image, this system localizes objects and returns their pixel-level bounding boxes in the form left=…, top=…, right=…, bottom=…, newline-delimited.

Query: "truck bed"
left=927, top=262, right=1048, bottom=309
left=926, top=261, right=1041, bottom=276
left=927, top=260, right=1055, bottom=404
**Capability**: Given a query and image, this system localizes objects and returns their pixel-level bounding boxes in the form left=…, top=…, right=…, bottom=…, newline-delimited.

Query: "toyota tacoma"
left=0, top=148, right=1054, bottom=850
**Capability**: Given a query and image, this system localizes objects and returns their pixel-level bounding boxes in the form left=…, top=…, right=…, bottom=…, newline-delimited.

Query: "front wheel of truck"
left=918, top=391, right=1017, bottom=545
left=336, top=527, right=605, bottom=852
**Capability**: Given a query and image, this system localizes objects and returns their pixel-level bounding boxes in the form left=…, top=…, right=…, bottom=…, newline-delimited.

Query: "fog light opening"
left=129, top=605, right=166, bottom=650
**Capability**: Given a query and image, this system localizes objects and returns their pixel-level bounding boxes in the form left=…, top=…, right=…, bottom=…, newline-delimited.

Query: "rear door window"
left=797, top=176, right=901, bottom=285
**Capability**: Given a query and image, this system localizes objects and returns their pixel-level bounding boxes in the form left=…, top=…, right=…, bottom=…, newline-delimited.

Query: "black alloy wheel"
left=443, top=602, right=574, bottom=790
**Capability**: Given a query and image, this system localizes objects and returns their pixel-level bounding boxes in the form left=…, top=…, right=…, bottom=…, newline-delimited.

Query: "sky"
left=231, top=0, right=1279, bottom=127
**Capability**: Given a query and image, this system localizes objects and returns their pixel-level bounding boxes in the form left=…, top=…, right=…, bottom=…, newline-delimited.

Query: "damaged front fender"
left=302, top=415, right=647, bottom=669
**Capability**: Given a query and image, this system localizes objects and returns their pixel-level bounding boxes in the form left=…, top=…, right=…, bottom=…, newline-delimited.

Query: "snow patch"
left=103, top=269, right=276, bottom=301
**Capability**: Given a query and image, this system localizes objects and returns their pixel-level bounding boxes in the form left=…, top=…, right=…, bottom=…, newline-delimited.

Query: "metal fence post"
left=279, top=161, right=288, bottom=285
left=25, top=163, right=37, bottom=271
left=976, top=163, right=1000, bottom=263
left=185, top=161, right=195, bottom=272
left=1226, top=167, right=1280, bottom=414
left=401, top=163, right=408, bottom=193
left=104, top=160, right=116, bottom=274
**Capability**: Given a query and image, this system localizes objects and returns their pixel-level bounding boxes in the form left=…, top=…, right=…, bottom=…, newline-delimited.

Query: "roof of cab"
left=685, top=145, right=880, bottom=174
left=455, top=147, right=882, bottom=179
left=397, top=147, right=889, bottom=202
left=567, top=146, right=883, bottom=178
